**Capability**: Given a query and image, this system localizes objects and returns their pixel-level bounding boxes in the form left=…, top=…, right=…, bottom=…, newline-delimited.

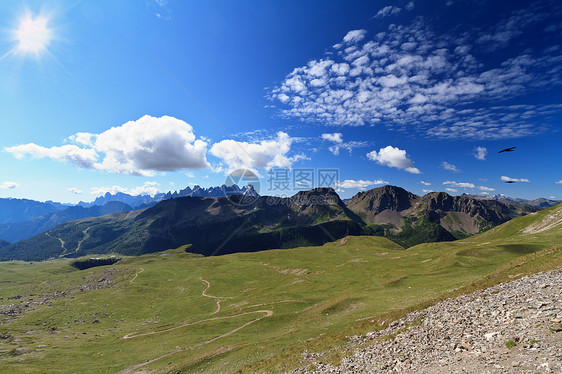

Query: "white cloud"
left=445, top=188, right=458, bottom=193
left=405, top=2, right=415, bottom=11
left=94, top=115, right=209, bottom=175
left=374, top=6, right=401, bottom=18
left=366, top=146, right=421, bottom=174
left=555, top=180, right=562, bottom=185
left=321, top=133, right=367, bottom=156
left=420, top=181, right=431, bottom=186
left=422, top=189, right=433, bottom=193
left=441, top=161, right=459, bottom=172
left=90, top=182, right=160, bottom=196
left=342, top=29, right=367, bottom=44
left=6, top=144, right=98, bottom=168
left=269, top=7, right=562, bottom=140
left=443, top=180, right=475, bottom=188
left=6, top=115, right=210, bottom=176
left=474, top=146, right=487, bottom=160
left=321, top=133, right=343, bottom=143
left=210, top=131, right=302, bottom=172
left=68, top=187, right=82, bottom=194
left=337, top=179, right=388, bottom=190
left=0, top=181, right=19, bottom=189
left=501, top=176, right=530, bottom=183
left=478, top=186, right=495, bottom=191
left=90, top=185, right=128, bottom=196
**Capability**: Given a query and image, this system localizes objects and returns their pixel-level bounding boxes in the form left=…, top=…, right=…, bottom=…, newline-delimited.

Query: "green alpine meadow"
left=1, top=203, right=560, bottom=373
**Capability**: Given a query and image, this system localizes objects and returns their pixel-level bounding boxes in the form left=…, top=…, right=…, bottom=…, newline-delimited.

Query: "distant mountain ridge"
left=0, top=201, right=133, bottom=243
left=461, top=193, right=561, bottom=209
left=78, top=184, right=258, bottom=208
left=0, top=198, right=67, bottom=224
left=346, top=185, right=537, bottom=247
left=0, top=188, right=366, bottom=261
left=1, top=185, right=553, bottom=261
left=0, top=184, right=258, bottom=243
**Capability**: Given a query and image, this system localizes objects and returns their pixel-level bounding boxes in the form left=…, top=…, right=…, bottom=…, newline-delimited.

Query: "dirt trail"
left=75, top=227, right=91, bottom=253
left=120, top=278, right=277, bottom=373
left=199, top=277, right=231, bottom=315
left=130, top=268, right=144, bottom=284
left=45, top=232, right=69, bottom=256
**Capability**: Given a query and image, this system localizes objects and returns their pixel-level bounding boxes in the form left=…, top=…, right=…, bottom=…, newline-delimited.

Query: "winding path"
left=75, top=227, right=92, bottom=253
left=199, top=277, right=231, bottom=315
left=120, top=278, right=275, bottom=374
left=129, top=268, right=144, bottom=284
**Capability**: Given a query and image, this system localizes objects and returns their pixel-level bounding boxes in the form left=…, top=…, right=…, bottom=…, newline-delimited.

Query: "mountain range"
left=0, top=184, right=259, bottom=243
left=0, top=185, right=557, bottom=261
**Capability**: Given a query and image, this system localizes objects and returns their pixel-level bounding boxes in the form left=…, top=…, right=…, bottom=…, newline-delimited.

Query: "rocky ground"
left=0, top=267, right=123, bottom=324
left=295, top=268, right=562, bottom=373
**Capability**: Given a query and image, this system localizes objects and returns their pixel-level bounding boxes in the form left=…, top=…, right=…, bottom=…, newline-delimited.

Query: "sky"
left=0, top=0, right=561, bottom=204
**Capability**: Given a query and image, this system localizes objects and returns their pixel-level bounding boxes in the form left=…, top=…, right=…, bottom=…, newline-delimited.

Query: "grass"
left=506, top=340, right=517, bottom=348
left=0, top=205, right=560, bottom=373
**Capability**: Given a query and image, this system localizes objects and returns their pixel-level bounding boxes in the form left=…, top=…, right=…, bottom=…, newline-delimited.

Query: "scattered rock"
left=293, top=268, right=562, bottom=373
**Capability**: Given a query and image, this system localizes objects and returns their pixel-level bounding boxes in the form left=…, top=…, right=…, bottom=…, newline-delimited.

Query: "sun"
left=14, top=13, right=53, bottom=56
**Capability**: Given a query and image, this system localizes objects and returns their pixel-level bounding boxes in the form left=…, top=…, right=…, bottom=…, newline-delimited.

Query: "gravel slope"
left=295, top=268, right=562, bottom=373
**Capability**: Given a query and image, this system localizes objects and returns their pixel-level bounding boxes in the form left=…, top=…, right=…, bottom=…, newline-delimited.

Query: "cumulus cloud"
left=420, top=181, right=431, bottom=186
left=68, top=188, right=83, bottom=194
left=90, top=182, right=160, bottom=196
left=0, top=181, right=19, bottom=189
left=210, top=131, right=303, bottom=172
left=6, top=144, right=98, bottom=168
left=441, top=161, right=459, bottom=172
left=422, top=189, right=433, bottom=193
left=6, top=115, right=210, bottom=176
left=337, top=179, right=388, bottom=190
left=445, top=188, right=458, bottom=193
left=474, top=146, right=487, bottom=160
left=94, top=115, right=209, bottom=175
left=342, top=29, right=367, bottom=44
left=501, top=176, right=530, bottom=183
left=321, top=133, right=343, bottom=143
left=556, top=180, right=562, bottom=184
left=443, top=180, right=474, bottom=188
left=478, top=186, right=495, bottom=191
left=366, top=146, right=421, bottom=174
left=268, top=4, right=562, bottom=140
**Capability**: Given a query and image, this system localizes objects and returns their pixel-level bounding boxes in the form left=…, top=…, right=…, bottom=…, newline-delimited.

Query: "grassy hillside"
left=0, top=190, right=370, bottom=261
left=0, top=204, right=560, bottom=373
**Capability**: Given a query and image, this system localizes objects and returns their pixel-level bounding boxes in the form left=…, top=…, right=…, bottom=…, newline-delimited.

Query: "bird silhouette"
left=505, top=181, right=516, bottom=183
left=499, top=147, right=516, bottom=153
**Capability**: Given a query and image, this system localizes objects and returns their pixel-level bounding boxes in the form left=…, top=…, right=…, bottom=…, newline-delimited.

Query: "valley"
left=0, top=204, right=560, bottom=373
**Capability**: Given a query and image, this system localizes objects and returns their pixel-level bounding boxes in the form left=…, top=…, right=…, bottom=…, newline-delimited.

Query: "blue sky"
left=0, top=0, right=561, bottom=203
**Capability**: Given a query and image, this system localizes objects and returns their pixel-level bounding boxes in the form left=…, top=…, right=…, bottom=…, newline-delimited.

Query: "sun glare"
left=14, top=14, right=53, bottom=56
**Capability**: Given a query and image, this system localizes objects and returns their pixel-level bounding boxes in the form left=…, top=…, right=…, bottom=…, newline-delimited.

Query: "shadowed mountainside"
left=0, top=186, right=544, bottom=261
left=0, top=188, right=368, bottom=261
left=346, top=185, right=536, bottom=247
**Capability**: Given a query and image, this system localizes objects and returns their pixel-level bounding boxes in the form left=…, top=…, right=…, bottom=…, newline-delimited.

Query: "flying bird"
left=505, top=181, right=516, bottom=183
left=499, top=147, right=516, bottom=153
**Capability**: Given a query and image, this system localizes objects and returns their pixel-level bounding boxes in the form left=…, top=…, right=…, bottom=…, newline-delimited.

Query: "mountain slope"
left=0, top=188, right=367, bottom=261
left=0, top=202, right=560, bottom=373
left=346, top=185, right=536, bottom=247
left=0, top=201, right=133, bottom=243
left=0, top=198, right=67, bottom=224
